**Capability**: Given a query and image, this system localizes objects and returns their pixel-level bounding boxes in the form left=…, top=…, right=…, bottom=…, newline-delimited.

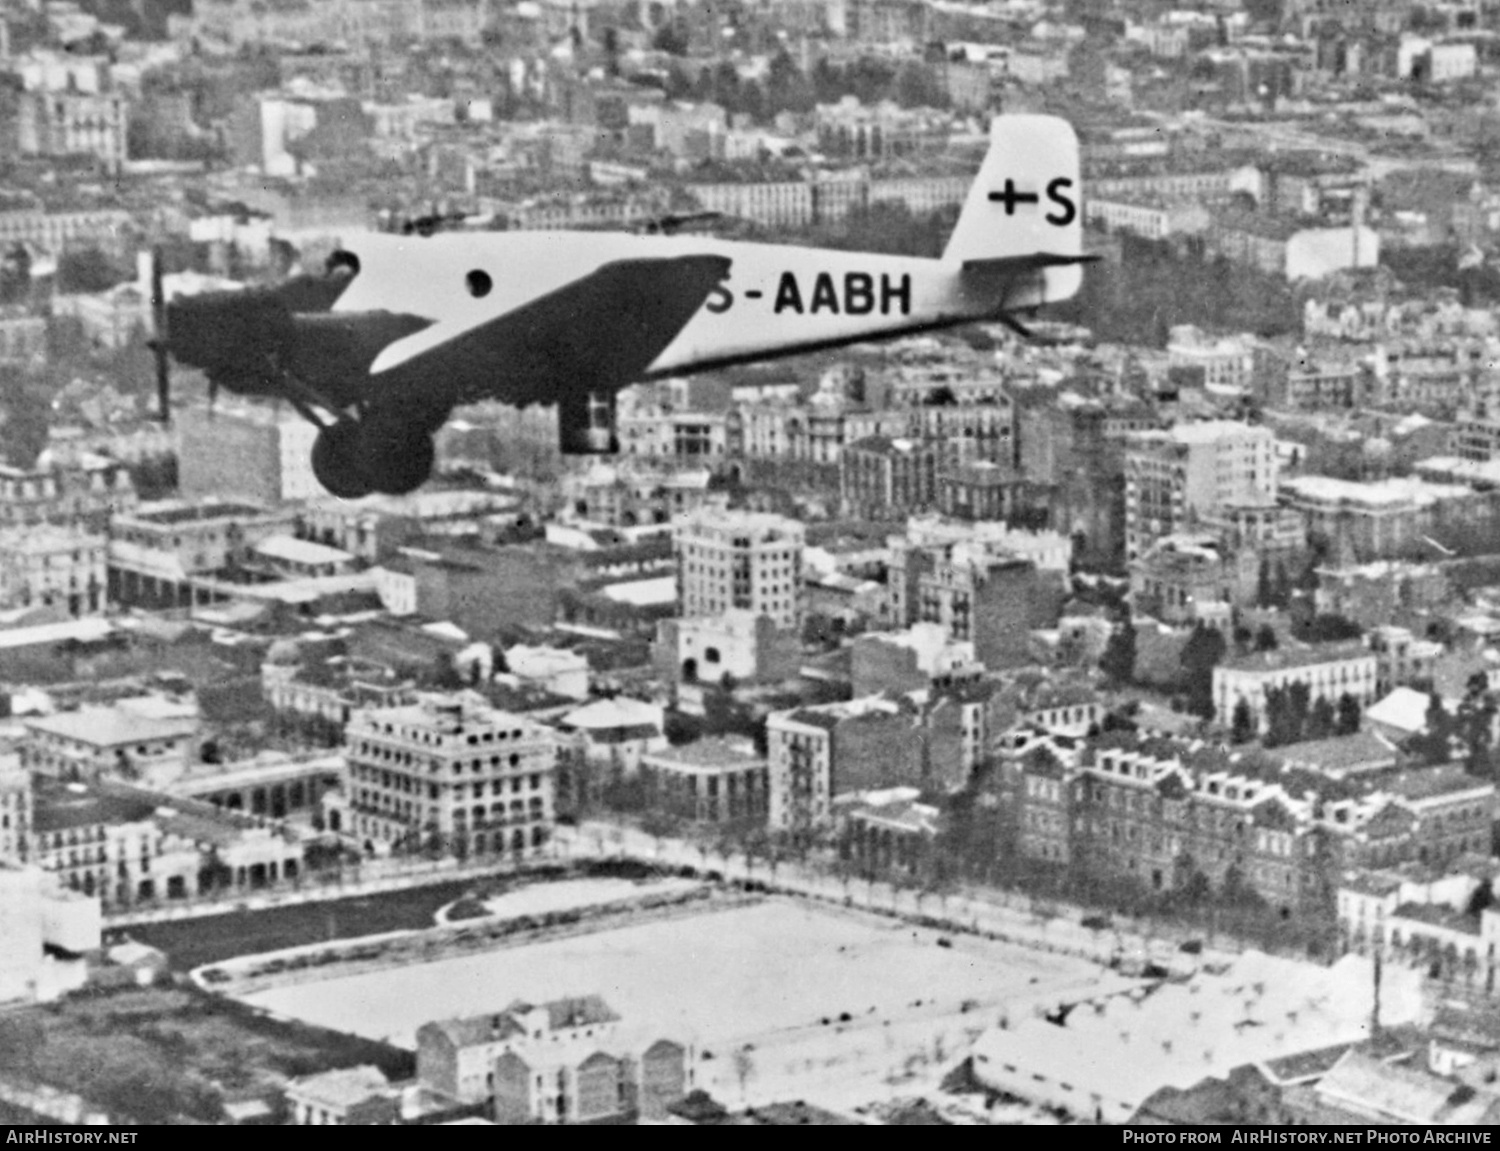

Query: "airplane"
left=152, top=115, right=1091, bottom=500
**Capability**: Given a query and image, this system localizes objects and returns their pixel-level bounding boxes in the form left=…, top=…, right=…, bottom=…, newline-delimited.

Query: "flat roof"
left=128, top=499, right=271, bottom=525
left=253, top=534, right=355, bottom=567
left=26, top=705, right=198, bottom=748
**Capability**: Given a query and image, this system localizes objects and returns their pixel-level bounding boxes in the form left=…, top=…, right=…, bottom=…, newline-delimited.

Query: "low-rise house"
left=284, top=1065, right=401, bottom=1126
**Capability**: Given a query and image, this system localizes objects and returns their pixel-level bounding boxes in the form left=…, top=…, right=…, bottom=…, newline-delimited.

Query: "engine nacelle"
left=558, top=389, right=618, bottom=455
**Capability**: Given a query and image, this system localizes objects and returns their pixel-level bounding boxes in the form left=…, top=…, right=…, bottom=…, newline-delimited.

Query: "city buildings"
left=1124, top=421, right=1278, bottom=561
left=176, top=402, right=322, bottom=505
left=1212, top=644, right=1379, bottom=735
left=344, top=694, right=557, bottom=859
left=639, top=738, right=768, bottom=824
left=0, top=525, right=105, bottom=616
left=674, top=508, right=805, bottom=631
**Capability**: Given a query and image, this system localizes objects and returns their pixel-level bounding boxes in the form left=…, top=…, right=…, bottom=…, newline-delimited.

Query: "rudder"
left=944, top=115, right=1083, bottom=304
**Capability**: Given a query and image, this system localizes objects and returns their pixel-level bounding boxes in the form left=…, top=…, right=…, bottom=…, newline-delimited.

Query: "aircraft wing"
left=367, top=254, right=732, bottom=408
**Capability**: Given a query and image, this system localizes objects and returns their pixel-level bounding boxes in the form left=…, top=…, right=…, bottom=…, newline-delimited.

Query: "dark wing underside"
left=369, top=254, right=733, bottom=420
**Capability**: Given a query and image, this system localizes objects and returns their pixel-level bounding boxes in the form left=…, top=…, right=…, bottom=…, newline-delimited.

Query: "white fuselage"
left=332, top=231, right=1041, bottom=379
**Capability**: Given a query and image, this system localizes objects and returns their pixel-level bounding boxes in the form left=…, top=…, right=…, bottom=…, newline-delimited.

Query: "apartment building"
left=1124, top=421, right=1277, bottom=560
left=1212, top=644, right=1379, bottom=735
left=0, top=525, right=105, bottom=616
left=674, top=508, right=805, bottom=630
left=344, top=694, right=556, bottom=859
left=1017, top=733, right=1494, bottom=913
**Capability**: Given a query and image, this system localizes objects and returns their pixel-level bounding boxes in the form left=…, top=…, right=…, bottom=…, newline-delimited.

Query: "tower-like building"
left=674, top=508, right=805, bottom=630
left=344, top=694, right=556, bottom=859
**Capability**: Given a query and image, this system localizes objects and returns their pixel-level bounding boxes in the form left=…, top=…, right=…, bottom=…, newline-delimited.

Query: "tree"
left=1306, top=697, right=1337, bottom=742
left=1408, top=692, right=1455, bottom=765
left=1180, top=624, right=1226, bottom=719
left=1254, top=624, right=1279, bottom=653
left=1099, top=613, right=1137, bottom=685
left=1287, top=682, right=1311, bottom=743
left=1230, top=698, right=1256, bottom=745
left=1456, top=676, right=1496, bottom=777
left=56, top=246, right=126, bottom=293
left=652, top=21, right=688, bottom=55
left=1336, top=692, right=1363, bottom=736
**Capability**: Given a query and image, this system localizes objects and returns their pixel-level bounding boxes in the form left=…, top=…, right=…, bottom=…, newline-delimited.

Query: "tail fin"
left=944, top=115, right=1084, bottom=304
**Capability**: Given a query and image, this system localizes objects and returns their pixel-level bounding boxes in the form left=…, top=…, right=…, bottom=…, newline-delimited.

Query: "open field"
left=241, top=897, right=1110, bottom=1052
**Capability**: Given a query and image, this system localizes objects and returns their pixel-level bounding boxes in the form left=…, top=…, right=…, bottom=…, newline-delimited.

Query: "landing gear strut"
left=311, top=418, right=435, bottom=498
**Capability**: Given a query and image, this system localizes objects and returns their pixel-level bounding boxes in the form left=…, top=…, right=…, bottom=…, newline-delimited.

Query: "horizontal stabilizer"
left=962, top=253, right=1101, bottom=276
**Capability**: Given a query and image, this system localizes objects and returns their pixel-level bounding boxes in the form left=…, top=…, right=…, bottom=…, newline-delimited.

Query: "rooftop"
left=642, top=737, right=763, bottom=772
left=286, top=1065, right=392, bottom=1110
left=25, top=705, right=198, bottom=749
left=1218, top=642, right=1371, bottom=674
left=253, top=535, right=356, bottom=568
left=126, top=499, right=271, bottom=526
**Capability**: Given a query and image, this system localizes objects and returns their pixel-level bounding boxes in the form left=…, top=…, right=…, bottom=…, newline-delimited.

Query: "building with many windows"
left=343, top=693, right=556, bottom=859
left=674, top=508, right=805, bottom=631
left=0, top=525, right=105, bottom=616
left=640, top=738, right=768, bottom=824
left=1124, top=421, right=1278, bottom=560
left=1212, top=644, right=1379, bottom=737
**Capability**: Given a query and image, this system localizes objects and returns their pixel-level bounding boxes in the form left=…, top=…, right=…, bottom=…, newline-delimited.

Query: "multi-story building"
left=0, top=196, right=133, bottom=257
left=615, top=394, right=730, bottom=463
left=1212, top=643, right=1379, bottom=735
left=343, top=693, right=556, bottom=859
left=26, top=776, right=304, bottom=908
left=563, top=462, right=726, bottom=530
left=674, top=508, right=805, bottom=631
left=1166, top=326, right=1260, bottom=393
left=0, top=456, right=136, bottom=531
left=1129, top=535, right=1254, bottom=624
left=639, top=738, right=769, bottom=824
left=107, top=498, right=298, bottom=609
left=0, top=525, right=105, bottom=616
left=887, top=520, right=1068, bottom=666
left=175, top=402, right=323, bottom=504
left=763, top=693, right=972, bottom=834
left=1018, top=733, right=1494, bottom=913
left=16, top=90, right=129, bottom=173
left=417, top=996, right=623, bottom=1105
left=1337, top=863, right=1500, bottom=987
left=1278, top=475, right=1480, bottom=563
left=937, top=460, right=1024, bottom=523
left=839, top=435, right=940, bottom=519
left=1452, top=407, right=1500, bottom=464
left=1205, top=207, right=1379, bottom=281
left=1014, top=389, right=1155, bottom=568
left=0, top=758, right=30, bottom=862
left=22, top=701, right=200, bottom=787
left=1367, top=626, right=1442, bottom=695
left=1124, top=421, right=1277, bottom=560
left=1085, top=193, right=1210, bottom=241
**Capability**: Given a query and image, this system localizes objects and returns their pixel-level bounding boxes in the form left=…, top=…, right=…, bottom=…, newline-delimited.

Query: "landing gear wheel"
left=312, top=421, right=373, bottom=499
left=360, top=418, right=435, bottom=496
